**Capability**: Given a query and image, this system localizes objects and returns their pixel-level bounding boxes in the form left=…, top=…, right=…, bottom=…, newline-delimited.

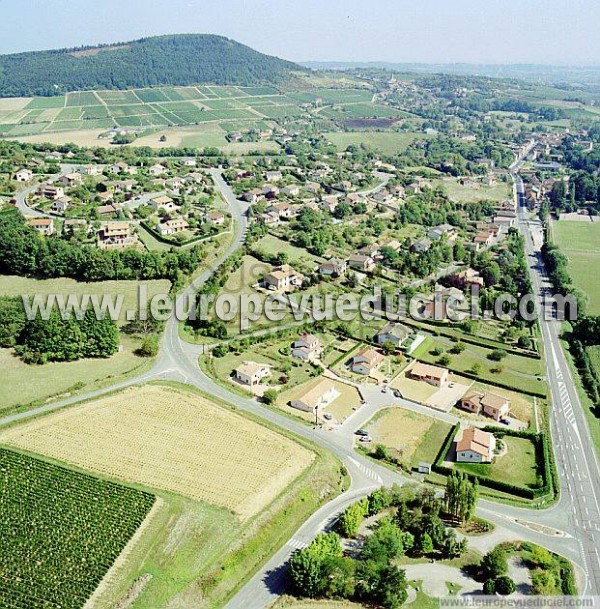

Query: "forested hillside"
left=0, top=34, right=302, bottom=97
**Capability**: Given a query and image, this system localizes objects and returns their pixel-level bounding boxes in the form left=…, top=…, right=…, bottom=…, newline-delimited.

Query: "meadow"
left=324, top=131, right=429, bottom=155
left=553, top=220, right=600, bottom=314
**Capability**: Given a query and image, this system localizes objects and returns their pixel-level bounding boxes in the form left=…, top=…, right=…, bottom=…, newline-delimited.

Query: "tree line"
left=0, top=209, right=206, bottom=283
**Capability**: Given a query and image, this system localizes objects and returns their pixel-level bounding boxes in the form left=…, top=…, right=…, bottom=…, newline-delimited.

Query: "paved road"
left=1, top=161, right=598, bottom=604
left=512, top=163, right=600, bottom=593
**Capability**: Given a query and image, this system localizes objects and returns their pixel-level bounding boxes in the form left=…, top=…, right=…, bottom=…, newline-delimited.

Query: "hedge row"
left=139, top=221, right=225, bottom=247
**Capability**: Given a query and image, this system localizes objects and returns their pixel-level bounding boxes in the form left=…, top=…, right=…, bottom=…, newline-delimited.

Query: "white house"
left=290, top=380, right=340, bottom=413
left=14, top=169, right=33, bottom=182
left=234, top=361, right=271, bottom=386
left=456, top=427, right=496, bottom=463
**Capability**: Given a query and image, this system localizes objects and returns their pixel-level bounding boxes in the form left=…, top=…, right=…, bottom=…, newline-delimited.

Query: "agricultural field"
left=552, top=219, right=600, bottom=314
left=0, top=84, right=405, bottom=149
left=0, top=384, right=315, bottom=520
left=365, top=407, right=453, bottom=468
left=0, top=447, right=155, bottom=609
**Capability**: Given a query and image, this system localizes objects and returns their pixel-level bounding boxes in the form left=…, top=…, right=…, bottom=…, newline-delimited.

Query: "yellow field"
left=0, top=384, right=314, bottom=520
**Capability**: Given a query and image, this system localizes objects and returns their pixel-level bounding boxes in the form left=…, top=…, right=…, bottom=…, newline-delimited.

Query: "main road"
left=1, top=160, right=598, bottom=605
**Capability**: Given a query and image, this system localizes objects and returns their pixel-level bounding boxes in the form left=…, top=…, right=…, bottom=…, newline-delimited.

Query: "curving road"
left=2, top=161, right=599, bottom=605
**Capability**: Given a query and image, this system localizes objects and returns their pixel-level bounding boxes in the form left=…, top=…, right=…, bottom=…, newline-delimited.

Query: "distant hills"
left=0, top=34, right=303, bottom=97
left=304, top=61, right=600, bottom=87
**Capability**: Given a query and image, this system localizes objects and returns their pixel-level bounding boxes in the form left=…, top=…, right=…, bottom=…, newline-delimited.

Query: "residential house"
left=456, top=427, right=496, bottom=463
left=427, top=224, right=458, bottom=243
left=263, top=264, right=304, bottom=291
left=472, top=231, right=494, bottom=251
left=205, top=211, right=226, bottom=226
left=348, top=254, right=375, bottom=272
left=319, top=257, right=347, bottom=277
left=97, top=222, right=138, bottom=250
left=291, top=333, right=322, bottom=361
left=375, top=323, right=411, bottom=348
left=265, top=170, right=283, bottom=183
left=78, top=164, right=102, bottom=176
left=109, top=162, right=136, bottom=175
left=182, top=157, right=197, bottom=167
left=281, top=184, right=300, bottom=197
left=351, top=348, right=385, bottom=376
left=267, top=202, right=294, bottom=220
left=290, top=380, right=340, bottom=413
left=51, top=196, right=71, bottom=214
left=453, top=268, right=484, bottom=289
left=42, top=185, right=65, bottom=200
left=14, top=169, right=33, bottom=182
left=409, top=362, right=449, bottom=387
left=459, top=392, right=511, bottom=421
left=96, top=203, right=120, bottom=217
left=58, top=172, right=82, bottom=187
left=28, top=217, right=54, bottom=236
left=166, top=177, right=184, bottom=193
left=151, top=195, right=177, bottom=213
left=148, top=164, right=167, bottom=176
left=234, top=361, right=271, bottom=386
left=156, top=216, right=189, bottom=235
left=411, top=237, right=432, bottom=253
left=358, top=244, right=380, bottom=258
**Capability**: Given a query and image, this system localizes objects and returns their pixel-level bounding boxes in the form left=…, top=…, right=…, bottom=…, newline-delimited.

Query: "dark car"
left=355, top=429, right=369, bottom=437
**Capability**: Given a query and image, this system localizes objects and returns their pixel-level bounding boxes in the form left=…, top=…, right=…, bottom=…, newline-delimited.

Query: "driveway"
left=404, top=563, right=481, bottom=597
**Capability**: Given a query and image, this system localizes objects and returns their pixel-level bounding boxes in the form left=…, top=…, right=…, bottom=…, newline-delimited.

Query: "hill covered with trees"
left=0, top=34, right=302, bottom=97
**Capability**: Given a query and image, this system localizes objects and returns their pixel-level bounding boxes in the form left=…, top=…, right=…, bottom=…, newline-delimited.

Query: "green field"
left=325, top=131, right=429, bottom=155
left=553, top=220, right=600, bottom=314
left=0, top=447, right=155, bottom=609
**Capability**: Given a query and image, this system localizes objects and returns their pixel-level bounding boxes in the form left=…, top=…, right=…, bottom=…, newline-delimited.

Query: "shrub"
left=495, top=575, right=516, bottom=595
left=488, top=349, right=508, bottom=361
left=262, top=389, right=278, bottom=405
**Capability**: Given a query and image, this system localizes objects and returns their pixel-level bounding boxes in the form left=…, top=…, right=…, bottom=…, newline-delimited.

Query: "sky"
left=1, top=0, right=599, bottom=65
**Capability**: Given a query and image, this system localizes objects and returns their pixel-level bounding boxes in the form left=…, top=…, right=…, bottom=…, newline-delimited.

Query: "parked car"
left=393, top=390, right=402, bottom=398
left=355, top=429, right=369, bottom=437
left=359, top=436, right=372, bottom=443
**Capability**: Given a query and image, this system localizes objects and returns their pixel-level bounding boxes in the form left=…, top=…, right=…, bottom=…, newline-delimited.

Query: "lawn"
left=324, top=131, right=429, bottom=155
left=365, top=407, right=452, bottom=468
left=253, top=233, right=324, bottom=268
left=553, top=220, right=600, bottom=314
left=0, top=384, right=315, bottom=521
left=455, top=435, right=540, bottom=489
left=434, top=177, right=511, bottom=203
left=411, top=335, right=545, bottom=396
